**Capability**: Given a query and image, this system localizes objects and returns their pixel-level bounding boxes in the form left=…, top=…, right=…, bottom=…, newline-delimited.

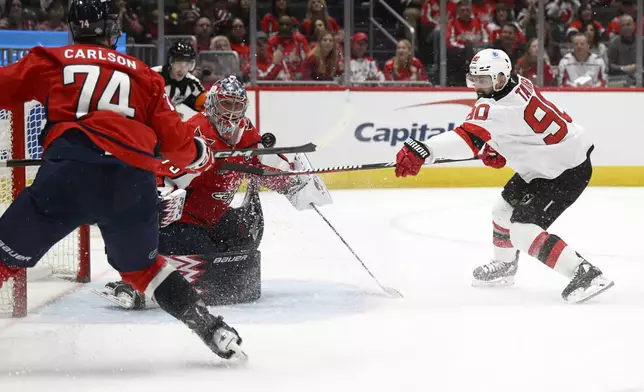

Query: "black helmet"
left=68, top=0, right=121, bottom=48
left=167, top=41, right=197, bottom=69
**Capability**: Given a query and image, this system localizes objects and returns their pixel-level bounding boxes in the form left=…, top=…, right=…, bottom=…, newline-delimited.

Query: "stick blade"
left=383, top=287, right=404, bottom=298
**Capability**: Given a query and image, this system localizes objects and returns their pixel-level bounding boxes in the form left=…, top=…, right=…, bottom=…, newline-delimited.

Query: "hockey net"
left=0, top=101, right=90, bottom=318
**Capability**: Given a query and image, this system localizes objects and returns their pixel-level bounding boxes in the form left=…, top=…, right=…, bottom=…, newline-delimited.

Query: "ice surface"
left=0, top=187, right=643, bottom=392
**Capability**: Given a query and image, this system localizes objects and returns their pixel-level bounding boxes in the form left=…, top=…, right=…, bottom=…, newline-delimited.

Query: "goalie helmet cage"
left=0, top=101, right=91, bottom=318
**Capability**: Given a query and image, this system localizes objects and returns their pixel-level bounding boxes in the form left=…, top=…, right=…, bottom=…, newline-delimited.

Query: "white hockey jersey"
left=427, top=75, right=593, bottom=182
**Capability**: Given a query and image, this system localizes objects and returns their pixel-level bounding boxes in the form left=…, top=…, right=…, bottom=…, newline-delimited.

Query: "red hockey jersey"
left=159, top=113, right=292, bottom=228
left=447, top=17, right=488, bottom=48
left=420, top=0, right=458, bottom=28
left=261, top=14, right=299, bottom=36
left=383, top=57, right=428, bottom=81
left=0, top=44, right=198, bottom=172
left=267, top=33, right=310, bottom=80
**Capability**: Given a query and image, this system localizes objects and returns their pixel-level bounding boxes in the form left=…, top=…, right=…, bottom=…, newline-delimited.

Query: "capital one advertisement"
left=259, top=90, right=479, bottom=168
left=258, top=90, right=644, bottom=169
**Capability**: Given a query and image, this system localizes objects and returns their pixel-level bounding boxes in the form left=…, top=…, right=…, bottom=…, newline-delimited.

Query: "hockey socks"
left=511, top=222, right=583, bottom=278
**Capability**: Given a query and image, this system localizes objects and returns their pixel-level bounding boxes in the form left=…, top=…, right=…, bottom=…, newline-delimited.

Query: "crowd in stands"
left=0, top=0, right=642, bottom=87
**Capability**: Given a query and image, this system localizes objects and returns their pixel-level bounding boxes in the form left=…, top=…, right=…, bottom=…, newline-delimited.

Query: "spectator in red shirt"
left=486, top=3, right=525, bottom=43
left=446, top=0, right=487, bottom=85
left=261, top=0, right=299, bottom=36
left=229, top=18, right=250, bottom=69
left=241, top=31, right=288, bottom=81
left=515, top=37, right=555, bottom=86
left=267, top=15, right=310, bottom=80
left=472, top=0, right=493, bottom=25
left=420, top=0, right=458, bottom=31
left=383, top=39, right=428, bottom=82
left=37, top=1, right=68, bottom=31
left=305, top=32, right=343, bottom=81
left=566, top=2, right=605, bottom=39
left=194, top=17, right=214, bottom=52
left=447, top=0, right=488, bottom=49
left=300, top=0, right=340, bottom=40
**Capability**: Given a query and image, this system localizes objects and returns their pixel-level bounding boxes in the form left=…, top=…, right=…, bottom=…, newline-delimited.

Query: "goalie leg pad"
left=164, top=250, right=261, bottom=306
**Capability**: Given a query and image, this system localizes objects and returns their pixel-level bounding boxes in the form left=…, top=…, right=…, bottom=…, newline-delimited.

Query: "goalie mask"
left=205, top=76, right=249, bottom=146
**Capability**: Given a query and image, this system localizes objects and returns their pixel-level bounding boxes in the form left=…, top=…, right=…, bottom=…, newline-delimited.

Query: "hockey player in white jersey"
left=395, top=48, right=614, bottom=303
left=152, top=42, right=207, bottom=114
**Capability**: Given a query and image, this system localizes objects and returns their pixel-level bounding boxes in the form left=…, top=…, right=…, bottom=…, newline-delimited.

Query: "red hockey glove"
left=478, top=144, right=506, bottom=169
left=395, top=138, right=432, bottom=177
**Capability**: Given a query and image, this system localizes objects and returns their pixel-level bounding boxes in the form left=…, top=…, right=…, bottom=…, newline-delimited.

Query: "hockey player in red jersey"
left=0, top=0, right=245, bottom=360
left=97, top=76, right=332, bottom=310
left=395, top=48, right=614, bottom=304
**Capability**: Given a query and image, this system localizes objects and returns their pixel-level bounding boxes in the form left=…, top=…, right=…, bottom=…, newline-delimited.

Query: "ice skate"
left=562, top=261, right=614, bottom=304
left=183, top=303, right=247, bottom=361
left=92, top=281, right=146, bottom=309
left=472, top=251, right=519, bottom=287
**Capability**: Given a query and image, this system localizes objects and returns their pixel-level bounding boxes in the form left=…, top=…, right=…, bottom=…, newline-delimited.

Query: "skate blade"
left=228, top=341, right=248, bottom=362
left=565, top=280, right=615, bottom=304
left=91, top=288, right=134, bottom=309
left=472, top=275, right=515, bottom=287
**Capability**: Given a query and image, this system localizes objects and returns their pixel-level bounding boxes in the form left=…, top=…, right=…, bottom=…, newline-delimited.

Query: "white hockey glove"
left=284, top=153, right=333, bottom=211
left=158, top=187, right=187, bottom=227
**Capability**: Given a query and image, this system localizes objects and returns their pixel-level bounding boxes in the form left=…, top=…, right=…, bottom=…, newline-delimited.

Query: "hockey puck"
left=261, top=133, right=276, bottom=148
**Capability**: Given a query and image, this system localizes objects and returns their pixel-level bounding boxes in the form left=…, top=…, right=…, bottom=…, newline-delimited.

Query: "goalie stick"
left=219, top=156, right=479, bottom=177
left=0, top=143, right=317, bottom=168
left=311, top=204, right=403, bottom=298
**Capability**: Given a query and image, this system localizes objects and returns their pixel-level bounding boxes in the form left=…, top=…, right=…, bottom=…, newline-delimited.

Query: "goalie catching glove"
left=281, top=153, right=333, bottom=210
left=185, top=136, right=215, bottom=173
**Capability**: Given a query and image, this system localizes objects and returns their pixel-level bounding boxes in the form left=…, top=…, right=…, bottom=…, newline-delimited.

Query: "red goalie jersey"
left=158, top=113, right=292, bottom=228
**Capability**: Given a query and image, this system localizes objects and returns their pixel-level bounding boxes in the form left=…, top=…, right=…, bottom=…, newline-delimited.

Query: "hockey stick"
left=219, top=156, right=479, bottom=177
left=311, top=204, right=403, bottom=298
left=0, top=143, right=317, bottom=168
